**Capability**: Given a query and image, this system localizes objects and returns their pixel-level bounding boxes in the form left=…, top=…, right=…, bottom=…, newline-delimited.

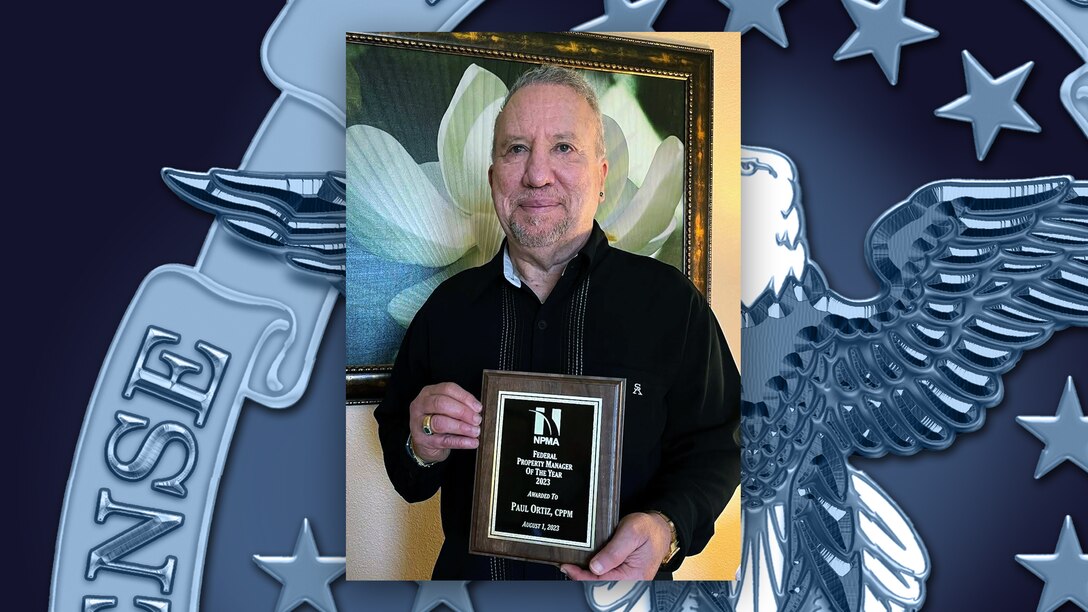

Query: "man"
left=374, top=65, right=739, bottom=580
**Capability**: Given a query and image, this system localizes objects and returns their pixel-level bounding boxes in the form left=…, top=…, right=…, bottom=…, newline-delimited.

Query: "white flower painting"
left=347, top=52, right=689, bottom=365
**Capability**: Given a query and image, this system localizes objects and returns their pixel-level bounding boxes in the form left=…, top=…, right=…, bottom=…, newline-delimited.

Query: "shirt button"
left=537, top=320, right=548, bottom=331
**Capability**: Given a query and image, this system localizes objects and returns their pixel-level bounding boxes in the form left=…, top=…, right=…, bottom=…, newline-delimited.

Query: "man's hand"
left=409, top=382, right=483, bottom=464
left=560, top=512, right=673, bottom=580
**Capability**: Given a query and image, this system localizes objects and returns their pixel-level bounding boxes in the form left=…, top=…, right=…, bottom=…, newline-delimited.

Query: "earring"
left=599, top=191, right=604, bottom=197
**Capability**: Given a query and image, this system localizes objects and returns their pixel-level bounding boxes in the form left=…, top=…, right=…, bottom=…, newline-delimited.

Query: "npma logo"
left=532, top=407, right=561, bottom=446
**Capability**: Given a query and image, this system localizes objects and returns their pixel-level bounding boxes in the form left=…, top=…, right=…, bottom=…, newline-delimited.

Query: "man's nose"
left=522, top=147, right=553, bottom=188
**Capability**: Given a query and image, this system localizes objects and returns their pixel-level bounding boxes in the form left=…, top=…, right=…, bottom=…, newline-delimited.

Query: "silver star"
left=719, top=0, right=790, bottom=48
left=935, top=50, right=1041, bottom=161
left=1017, top=376, right=1088, bottom=478
left=412, top=581, right=475, bottom=612
left=572, top=0, right=667, bottom=32
left=253, top=519, right=346, bottom=612
left=1016, top=516, right=1088, bottom=612
left=833, top=0, right=937, bottom=85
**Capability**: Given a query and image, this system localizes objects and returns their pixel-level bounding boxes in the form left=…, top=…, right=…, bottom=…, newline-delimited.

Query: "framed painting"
left=346, top=32, right=713, bottom=402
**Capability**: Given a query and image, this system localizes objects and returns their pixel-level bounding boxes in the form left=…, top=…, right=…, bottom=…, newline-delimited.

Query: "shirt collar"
left=496, top=221, right=610, bottom=288
left=501, top=245, right=523, bottom=288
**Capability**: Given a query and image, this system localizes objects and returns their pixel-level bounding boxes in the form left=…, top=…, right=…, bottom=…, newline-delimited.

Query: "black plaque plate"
left=470, top=370, right=624, bottom=566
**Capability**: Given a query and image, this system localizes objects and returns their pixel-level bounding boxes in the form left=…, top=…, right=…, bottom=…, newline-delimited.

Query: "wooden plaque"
left=470, top=370, right=625, bottom=567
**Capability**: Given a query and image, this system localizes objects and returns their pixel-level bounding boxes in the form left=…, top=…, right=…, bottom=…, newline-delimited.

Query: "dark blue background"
left=14, top=0, right=285, bottom=605
left=16, top=1, right=1088, bottom=610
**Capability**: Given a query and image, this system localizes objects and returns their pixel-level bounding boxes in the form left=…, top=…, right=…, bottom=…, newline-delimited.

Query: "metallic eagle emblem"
left=589, top=147, right=1087, bottom=612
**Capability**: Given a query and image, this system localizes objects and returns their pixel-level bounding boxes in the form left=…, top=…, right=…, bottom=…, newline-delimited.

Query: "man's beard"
left=509, top=212, right=573, bottom=248
left=508, top=190, right=575, bottom=248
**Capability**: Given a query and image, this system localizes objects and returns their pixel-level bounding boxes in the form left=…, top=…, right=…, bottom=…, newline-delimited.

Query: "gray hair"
left=493, top=65, right=607, bottom=159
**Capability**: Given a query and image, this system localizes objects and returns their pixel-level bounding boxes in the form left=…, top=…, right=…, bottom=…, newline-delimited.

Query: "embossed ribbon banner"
left=51, top=229, right=339, bottom=611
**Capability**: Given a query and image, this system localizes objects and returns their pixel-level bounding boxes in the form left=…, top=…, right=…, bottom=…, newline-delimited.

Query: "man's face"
left=489, top=83, right=608, bottom=250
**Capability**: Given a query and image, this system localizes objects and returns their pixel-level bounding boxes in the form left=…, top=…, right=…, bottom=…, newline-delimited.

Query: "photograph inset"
left=345, top=31, right=741, bottom=581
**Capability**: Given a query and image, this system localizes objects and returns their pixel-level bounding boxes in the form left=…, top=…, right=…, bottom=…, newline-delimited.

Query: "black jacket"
left=374, top=224, right=740, bottom=579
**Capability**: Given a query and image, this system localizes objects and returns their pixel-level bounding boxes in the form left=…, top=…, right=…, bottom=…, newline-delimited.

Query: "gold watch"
left=649, top=510, right=679, bottom=566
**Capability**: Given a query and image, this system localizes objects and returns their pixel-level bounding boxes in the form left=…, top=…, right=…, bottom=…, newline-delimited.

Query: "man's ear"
left=488, top=164, right=493, bottom=186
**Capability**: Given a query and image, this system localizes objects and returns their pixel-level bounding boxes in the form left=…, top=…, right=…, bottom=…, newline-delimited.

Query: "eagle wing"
left=161, top=167, right=347, bottom=291
left=811, top=177, right=1087, bottom=457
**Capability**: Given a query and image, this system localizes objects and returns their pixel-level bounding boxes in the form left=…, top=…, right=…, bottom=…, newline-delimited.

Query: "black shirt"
left=374, top=223, right=740, bottom=579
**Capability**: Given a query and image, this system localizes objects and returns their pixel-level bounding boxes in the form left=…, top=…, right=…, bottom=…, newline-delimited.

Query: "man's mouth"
left=517, top=199, right=561, bottom=210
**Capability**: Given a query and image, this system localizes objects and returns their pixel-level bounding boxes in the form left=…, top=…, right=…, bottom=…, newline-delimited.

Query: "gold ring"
left=422, top=414, right=434, bottom=436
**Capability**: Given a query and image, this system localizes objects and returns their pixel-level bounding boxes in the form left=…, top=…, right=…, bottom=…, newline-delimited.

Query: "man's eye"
left=509, top=144, right=528, bottom=154
left=556, top=143, right=574, bottom=153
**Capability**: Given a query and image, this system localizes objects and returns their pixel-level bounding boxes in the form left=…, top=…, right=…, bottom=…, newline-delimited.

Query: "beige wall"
left=346, top=31, right=742, bottom=581
left=346, top=404, right=443, bottom=579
